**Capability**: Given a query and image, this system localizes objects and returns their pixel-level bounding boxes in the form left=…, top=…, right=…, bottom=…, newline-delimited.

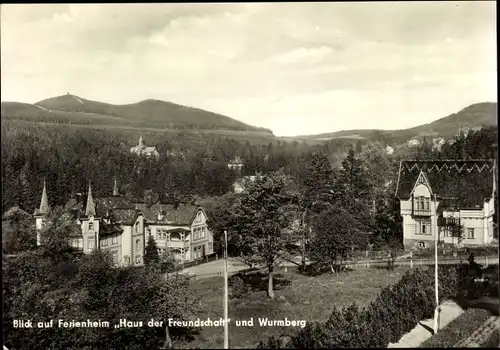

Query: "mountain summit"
left=1, top=94, right=273, bottom=134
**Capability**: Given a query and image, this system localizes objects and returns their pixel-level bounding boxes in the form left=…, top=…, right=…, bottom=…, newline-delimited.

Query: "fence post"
left=206, top=256, right=208, bottom=263
left=366, top=250, right=368, bottom=257
left=216, top=254, right=218, bottom=260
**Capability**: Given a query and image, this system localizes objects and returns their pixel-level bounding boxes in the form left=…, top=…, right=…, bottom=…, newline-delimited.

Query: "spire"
left=138, top=133, right=145, bottom=147
left=113, top=177, right=119, bottom=196
left=38, top=179, right=50, bottom=215
left=85, top=181, right=96, bottom=216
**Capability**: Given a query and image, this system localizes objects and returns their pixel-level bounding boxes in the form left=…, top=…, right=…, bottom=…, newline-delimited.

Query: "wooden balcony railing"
left=413, top=209, right=431, bottom=216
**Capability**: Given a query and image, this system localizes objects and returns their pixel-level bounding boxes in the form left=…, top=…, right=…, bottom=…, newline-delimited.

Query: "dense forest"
left=1, top=121, right=497, bottom=215
left=2, top=120, right=497, bottom=349
left=1, top=122, right=358, bottom=213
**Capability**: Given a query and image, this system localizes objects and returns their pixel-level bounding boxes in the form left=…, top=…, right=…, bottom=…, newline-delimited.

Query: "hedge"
left=481, top=328, right=499, bottom=348
left=418, top=308, right=491, bottom=348
left=257, top=264, right=469, bottom=349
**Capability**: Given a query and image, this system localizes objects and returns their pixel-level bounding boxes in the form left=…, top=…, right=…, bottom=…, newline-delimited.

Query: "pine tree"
left=144, top=235, right=160, bottom=267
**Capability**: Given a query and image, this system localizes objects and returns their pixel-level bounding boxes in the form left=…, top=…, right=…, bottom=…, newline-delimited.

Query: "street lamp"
left=433, top=193, right=440, bottom=334
left=223, top=230, right=229, bottom=349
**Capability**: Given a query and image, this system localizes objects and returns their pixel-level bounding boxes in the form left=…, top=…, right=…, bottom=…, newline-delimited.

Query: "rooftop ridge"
left=403, top=162, right=494, bottom=174
left=400, top=159, right=494, bottom=162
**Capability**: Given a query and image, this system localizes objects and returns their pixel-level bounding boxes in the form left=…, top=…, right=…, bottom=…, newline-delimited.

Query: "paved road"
left=183, top=256, right=499, bottom=279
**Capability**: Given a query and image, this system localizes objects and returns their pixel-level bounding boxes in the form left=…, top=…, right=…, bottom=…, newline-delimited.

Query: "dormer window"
left=88, top=222, right=94, bottom=231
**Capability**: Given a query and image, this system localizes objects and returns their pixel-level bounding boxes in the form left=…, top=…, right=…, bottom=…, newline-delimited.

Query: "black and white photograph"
left=1, top=2, right=498, bottom=349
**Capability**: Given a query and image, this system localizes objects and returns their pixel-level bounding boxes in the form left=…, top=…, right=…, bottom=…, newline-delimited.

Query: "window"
left=414, top=197, right=430, bottom=211
left=135, top=221, right=140, bottom=233
left=208, top=242, right=213, bottom=251
left=111, top=251, right=118, bottom=264
left=88, top=222, right=94, bottom=231
left=418, top=241, right=426, bottom=249
left=135, top=256, right=141, bottom=264
left=416, top=220, right=431, bottom=235
left=124, top=256, right=130, bottom=264
left=112, top=236, right=118, bottom=244
left=157, top=229, right=166, bottom=240
left=102, top=239, right=107, bottom=247
left=468, top=228, right=475, bottom=239
left=135, top=239, right=140, bottom=251
left=88, top=237, right=95, bottom=250
left=146, top=227, right=151, bottom=237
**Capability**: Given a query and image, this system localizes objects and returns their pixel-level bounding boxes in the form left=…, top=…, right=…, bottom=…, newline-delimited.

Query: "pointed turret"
left=35, top=179, right=50, bottom=216
left=138, top=133, right=145, bottom=148
left=113, top=177, right=119, bottom=196
left=85, top=182, right=96, bottom=216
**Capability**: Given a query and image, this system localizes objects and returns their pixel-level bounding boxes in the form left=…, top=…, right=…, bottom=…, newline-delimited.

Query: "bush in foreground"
left=258, top=265, right=464, bottom=348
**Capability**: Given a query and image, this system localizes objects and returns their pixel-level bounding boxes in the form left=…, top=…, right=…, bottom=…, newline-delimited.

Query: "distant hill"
left=294, top=102, right=497, bottom=144
left=1, top=94, right=273, bottom=135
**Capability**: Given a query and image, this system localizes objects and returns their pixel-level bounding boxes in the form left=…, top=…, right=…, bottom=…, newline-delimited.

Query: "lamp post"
left=223, top=230, right=229, bottom=349
left=433, top=193, right=440, bottom=334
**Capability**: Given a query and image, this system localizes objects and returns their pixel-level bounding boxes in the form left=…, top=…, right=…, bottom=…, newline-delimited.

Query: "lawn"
left=174, top=266, right=410, bottom=349
left=419, top=308, right=492, bottom=348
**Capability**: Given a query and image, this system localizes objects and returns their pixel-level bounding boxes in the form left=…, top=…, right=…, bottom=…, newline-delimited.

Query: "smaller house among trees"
left=130, top=134, right=159, bottom=158
left=228, top=156, right=244, bottom=172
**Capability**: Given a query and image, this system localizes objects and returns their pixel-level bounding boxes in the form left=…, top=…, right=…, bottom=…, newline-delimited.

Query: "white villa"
left=395, top=160, right=497, bottom=249
left=228, top=156, right=244, bottom=172
left=34, top=179, right=213, bottom=266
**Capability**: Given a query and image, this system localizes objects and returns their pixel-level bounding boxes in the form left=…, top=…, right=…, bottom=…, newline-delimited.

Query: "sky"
left=1, top=2, right=496, bottom=136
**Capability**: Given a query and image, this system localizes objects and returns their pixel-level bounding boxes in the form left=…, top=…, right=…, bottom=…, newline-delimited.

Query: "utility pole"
left=433, top=193, right=440, bottom=334
left=223, top=230, right=229, bottom=349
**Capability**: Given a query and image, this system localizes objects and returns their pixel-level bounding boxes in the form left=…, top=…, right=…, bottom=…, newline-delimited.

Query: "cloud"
left=1, top=2, right=496, bottom=136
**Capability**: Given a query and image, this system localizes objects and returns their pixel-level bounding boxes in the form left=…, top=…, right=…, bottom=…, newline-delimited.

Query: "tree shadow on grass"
left=298, top=263, right=358, bottom=276
left=230, top=271, right=292, bottom=293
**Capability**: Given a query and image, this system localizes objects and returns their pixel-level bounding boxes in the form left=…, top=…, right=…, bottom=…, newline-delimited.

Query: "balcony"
left=413, top=209, right=431, bottom=217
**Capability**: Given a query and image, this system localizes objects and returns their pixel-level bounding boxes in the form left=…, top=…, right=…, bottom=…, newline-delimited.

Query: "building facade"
left=396, top=160, right=496, bottom=249
left=34, top=179, right=213, bottom=266
left=130, top=134, right=159, bottom=158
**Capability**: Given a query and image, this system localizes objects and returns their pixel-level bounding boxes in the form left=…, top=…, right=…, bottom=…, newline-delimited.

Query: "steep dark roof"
left=63, top=195, right=203, bottom=226
left=94, top=196, right=135, bottom=217
left=395, top=160, right=495, bottom=209
left=113, top=209, right=140, bottom=225
left=146, top=202, right=200, bottom=225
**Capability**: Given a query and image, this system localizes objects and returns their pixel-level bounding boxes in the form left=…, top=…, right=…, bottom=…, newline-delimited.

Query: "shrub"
left=419, top=308, right=491, bottom=348
left=229, top=275, right=250, bottom=299
left=258, top=265, right=469, bottom=348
